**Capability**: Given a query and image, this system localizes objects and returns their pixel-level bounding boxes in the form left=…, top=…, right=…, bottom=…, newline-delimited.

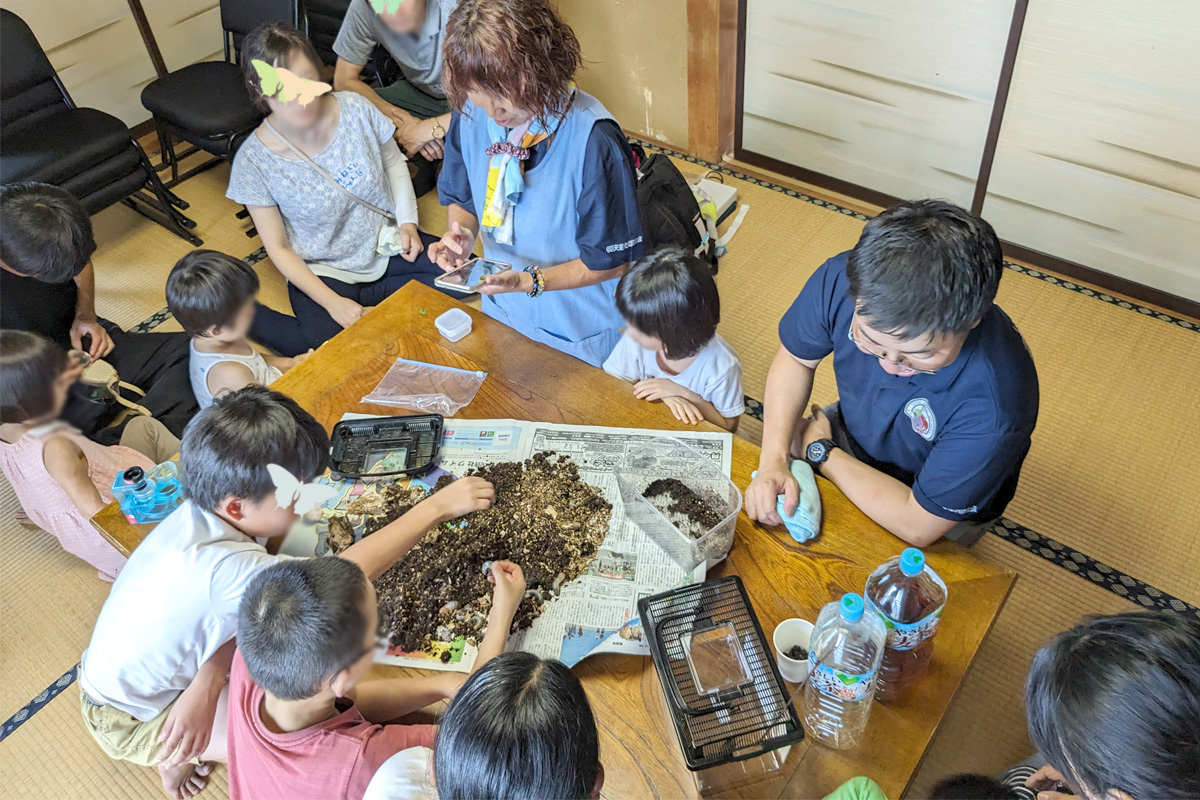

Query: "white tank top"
left=188, top=341, right=282, bottom=409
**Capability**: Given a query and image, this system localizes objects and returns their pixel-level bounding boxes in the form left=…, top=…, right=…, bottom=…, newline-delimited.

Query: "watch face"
left=806, top=440, right=827, bottom=463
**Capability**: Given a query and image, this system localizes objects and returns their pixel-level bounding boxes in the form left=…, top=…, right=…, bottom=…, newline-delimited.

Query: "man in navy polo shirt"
left=746, top=200, right=1038, bottom=547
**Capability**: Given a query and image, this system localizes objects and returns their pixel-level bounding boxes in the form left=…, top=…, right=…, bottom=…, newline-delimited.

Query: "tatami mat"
left=1, top=143, right=1196, bottom=799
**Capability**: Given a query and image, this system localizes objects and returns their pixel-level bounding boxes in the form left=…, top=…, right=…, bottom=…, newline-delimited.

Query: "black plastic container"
left=329, top=414, right=443, bottom=479
left=638, top=576, right=803, bottom=782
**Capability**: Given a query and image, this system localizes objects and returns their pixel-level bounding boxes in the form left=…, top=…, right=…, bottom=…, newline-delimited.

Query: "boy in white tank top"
left=166, top=251, right=310, bottom=408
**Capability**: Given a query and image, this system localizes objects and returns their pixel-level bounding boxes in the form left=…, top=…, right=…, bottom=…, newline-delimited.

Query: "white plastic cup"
left=773, top=618, right=815, bottom=684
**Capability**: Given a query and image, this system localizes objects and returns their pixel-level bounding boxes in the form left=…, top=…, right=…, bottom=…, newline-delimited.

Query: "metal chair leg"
left=128, top=140, right=203, bottom=245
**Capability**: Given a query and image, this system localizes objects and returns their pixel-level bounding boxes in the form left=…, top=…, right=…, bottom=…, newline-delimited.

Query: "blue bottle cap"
left=900, top=548, right=926, bottom=577
left=840, top=593, right=864, bottom=623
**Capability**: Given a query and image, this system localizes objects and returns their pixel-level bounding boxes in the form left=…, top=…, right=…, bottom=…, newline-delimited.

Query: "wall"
left=140, top=0, right=225, bottom=71
left=4, top=0, right=159, bottom=126
left=740, top=0, right=1014, bottom=209
left=982, top=0, right=1200, bottom=301
left=555, top=0, right=691, bottom=148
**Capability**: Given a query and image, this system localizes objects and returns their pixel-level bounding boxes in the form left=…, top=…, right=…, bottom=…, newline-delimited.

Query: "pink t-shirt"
left=227, top=651, right=436, bottom=800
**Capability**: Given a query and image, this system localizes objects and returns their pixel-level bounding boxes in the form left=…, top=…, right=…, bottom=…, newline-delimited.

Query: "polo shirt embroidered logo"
left=904, top=398, right=937, bottom=441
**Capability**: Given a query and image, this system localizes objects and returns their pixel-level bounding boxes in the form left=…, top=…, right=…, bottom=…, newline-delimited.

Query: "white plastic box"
left=614, top=437, right=742, bottom=570
left=434, top=308, right=472, bottom=342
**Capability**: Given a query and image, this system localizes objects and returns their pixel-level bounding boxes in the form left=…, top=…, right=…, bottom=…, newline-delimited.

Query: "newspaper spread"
left=285, top=416, right=734, bottom=672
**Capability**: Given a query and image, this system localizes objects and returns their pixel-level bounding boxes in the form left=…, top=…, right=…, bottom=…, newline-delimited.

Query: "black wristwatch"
left=804, top=438, right=837, bottom=473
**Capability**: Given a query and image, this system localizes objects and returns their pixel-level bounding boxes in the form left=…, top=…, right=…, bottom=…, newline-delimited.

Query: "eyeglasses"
left=848, top=317, right=941, bottom=375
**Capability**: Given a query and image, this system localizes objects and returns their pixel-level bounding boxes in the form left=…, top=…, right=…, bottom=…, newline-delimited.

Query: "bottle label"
left=809, top=662, right=877, bottom=701
left=866, top=597, right=945, bottom=651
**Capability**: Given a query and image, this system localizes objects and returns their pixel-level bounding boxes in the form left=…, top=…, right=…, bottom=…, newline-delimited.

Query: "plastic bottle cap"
left=900, top=548, right=926, bottom=577
left=123, top=467, right=145, bottom=484
left=840, top=593, right=865, bottom=623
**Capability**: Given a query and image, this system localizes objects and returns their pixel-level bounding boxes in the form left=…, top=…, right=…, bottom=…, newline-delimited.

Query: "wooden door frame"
left=686, top=0, right=741, bottom=162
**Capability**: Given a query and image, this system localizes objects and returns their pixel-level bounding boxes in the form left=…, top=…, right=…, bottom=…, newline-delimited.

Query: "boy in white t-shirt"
left=78, top=386, right=494, bottom=800
left=603, top=248, right=744, bottom=432
left=166, top=250, right=311, bottom=410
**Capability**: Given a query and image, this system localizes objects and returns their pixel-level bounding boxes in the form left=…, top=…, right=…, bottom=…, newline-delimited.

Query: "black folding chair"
left=140, top=0, right=307, bottom=187
left=0, top=8, right=201, bottom=245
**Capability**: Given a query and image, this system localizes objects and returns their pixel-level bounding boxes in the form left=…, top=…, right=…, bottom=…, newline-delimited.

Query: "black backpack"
left=629, top=143, right=718, bottom=274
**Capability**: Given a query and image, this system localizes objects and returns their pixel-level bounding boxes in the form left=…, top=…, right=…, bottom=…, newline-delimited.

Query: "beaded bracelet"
left=525, top=265, right=545, bottom=298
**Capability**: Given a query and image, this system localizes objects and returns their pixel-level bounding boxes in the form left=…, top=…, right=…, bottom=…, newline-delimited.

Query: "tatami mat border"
left=632, top=139, right=1199, bottom=334
left=1, top=664, right=77, bottom=742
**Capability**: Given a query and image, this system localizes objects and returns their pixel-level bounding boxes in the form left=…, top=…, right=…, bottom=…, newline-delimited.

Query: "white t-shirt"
left=603, top=333, right=745, bottom=419
left=189, top=341, right=283, bottom=410
left=363, top=747, right=438, bottom=800
left=79, top=501, right=288, bottom=720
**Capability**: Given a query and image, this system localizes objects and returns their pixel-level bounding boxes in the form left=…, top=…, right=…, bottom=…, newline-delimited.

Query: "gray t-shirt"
left=226, top=92, right=396, bottom=278
left=333, top=0, right=457, bottom=98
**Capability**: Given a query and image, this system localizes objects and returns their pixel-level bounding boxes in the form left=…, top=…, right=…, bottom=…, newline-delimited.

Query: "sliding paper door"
left=740, top=0, right=1015, bottom=207
left=981, top=0, right=1200, bottom=301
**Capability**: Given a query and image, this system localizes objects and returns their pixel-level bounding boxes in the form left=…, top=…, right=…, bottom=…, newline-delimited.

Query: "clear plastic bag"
left=361, top=358, right=486, bottom=416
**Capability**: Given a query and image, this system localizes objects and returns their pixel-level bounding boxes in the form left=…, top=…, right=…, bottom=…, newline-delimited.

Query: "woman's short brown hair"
left=240, top=23, right=323, bottom=114
left=444, top=0, right=582, bottom=123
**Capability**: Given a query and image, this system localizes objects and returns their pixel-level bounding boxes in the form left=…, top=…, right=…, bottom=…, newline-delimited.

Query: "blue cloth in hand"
left=752, top=460, right=822, bottom=542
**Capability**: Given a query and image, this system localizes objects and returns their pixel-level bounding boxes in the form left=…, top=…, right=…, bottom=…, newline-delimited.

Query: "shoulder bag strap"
left=262, top=118, right=397, bottom=223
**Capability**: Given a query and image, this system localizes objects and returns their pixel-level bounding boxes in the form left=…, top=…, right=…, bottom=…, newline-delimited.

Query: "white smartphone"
left=434, top=257, right=512, bottom=294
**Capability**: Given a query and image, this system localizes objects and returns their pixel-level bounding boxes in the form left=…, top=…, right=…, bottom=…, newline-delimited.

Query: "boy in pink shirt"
left=229, top=554, right=526, bottom=800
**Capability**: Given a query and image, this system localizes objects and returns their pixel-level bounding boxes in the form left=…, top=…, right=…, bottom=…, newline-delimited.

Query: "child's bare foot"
left=158, top=761, right=212, bottom=799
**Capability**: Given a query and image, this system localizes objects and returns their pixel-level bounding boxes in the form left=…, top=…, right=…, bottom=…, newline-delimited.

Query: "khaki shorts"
left=80, top=684, right=172, bottom=767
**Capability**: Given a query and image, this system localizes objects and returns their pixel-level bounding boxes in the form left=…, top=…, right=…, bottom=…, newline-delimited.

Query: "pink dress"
left=0, top=422, right=151, bottom=581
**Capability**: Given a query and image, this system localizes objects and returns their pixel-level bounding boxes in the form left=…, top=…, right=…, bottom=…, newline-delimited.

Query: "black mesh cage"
left=638, top=576, right=804, bottom=770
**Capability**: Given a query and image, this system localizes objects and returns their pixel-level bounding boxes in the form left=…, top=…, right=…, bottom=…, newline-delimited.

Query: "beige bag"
left=78, top=359, right=152, bottom=418
left=262, top=119, right=405, bottom=256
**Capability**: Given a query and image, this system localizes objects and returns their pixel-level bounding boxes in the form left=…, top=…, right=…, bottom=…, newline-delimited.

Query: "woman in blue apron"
left=429, top=0, right=647, bottom=367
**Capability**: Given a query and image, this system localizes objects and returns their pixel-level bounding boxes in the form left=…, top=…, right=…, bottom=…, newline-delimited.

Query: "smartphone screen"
left=436, top=258, right=511, bottom=292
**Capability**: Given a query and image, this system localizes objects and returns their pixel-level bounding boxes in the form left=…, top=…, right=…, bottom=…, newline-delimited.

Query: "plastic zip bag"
left=361, top=358, right=486, bottom=416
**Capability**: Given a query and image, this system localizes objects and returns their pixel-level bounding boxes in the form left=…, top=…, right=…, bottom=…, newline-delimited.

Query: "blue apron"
left=455, top=92, right=625, bottom=367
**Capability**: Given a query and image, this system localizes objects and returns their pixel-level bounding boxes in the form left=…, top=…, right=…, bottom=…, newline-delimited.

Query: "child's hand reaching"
left=429, top=476, right=494, bottom=522
left=487, top=560, right=526, bottom=621
left=157, top=676, right=220, bottom=768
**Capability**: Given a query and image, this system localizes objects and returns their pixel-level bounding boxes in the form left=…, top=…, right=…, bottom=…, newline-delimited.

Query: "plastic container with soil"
left=614, top=437, right=741, bottom=571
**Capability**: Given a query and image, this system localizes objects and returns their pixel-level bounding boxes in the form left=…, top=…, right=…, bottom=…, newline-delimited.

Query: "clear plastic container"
left=434, top=308, right=472, bottom=342
left=614, top=437, right=741, bottom=570
left=802, top=593, right=887, bottom=749
left=864, top=548, right=947, bottom=703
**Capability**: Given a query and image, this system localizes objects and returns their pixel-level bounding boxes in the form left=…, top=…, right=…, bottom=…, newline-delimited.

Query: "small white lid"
left=435, top=308, right=472, bottom=339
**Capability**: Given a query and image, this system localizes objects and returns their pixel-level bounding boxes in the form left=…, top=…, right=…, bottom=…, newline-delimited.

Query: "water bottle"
left=864, top=548, right=948, bottom=703
left=802, top=593, right=886, bottom=749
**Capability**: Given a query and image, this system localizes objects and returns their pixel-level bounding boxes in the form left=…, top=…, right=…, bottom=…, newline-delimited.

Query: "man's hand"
left=399, top=223, right=424, bottom=263
left=1025, top=765, right=1072, bottom=800
left=428, top=222, right=475, bottom=271
left=325, top=296, right=366, bottom=329
left=392, top=107, right=433, bottom=155
left=800, top=403, right=832, bottom=448
left=70, top=318, right=114, bottom=359
left=487, top=560, right=526, bottom=621
left=478, top=269, right=529, bottom=296
left=429, top=476, right=494, bottom=522
left=157, top=680, right=220, bottom=768
left=633, top=378, right=692, bottom=403
left=663, top=396, right=703, bottom=425
left=419, top=139, right=444, bottom=161
left=746, top=461, right=800, bottom=526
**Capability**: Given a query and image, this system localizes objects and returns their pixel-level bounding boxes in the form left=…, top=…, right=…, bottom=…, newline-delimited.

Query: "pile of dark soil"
left=328, top=452, right=611, bottom=653
left=643, top=478, right=724, bottom=539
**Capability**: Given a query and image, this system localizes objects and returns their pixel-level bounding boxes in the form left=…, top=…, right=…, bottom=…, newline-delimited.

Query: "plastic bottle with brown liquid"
left=863, top=548, right=947, bottom=703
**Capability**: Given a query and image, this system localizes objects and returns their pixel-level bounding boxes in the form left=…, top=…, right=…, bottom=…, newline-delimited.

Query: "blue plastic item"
left=751, top=459, right=822, bottom=542
left=111, top=462, right=183, bottom=524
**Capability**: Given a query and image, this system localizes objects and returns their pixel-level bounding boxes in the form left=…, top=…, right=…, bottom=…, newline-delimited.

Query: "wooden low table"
left=93, top=283, right=1014, bottom=799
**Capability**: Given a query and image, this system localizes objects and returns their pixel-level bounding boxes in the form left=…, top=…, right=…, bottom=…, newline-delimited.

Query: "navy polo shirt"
left=779, top=252, right=1039, bottom=522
